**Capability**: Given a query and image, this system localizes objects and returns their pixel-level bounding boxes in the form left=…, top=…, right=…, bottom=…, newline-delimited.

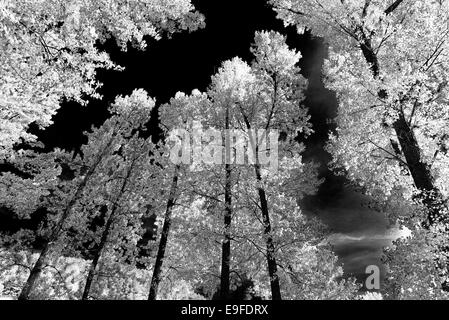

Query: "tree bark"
left=81, top=208, right=115, bottom=300
left=148, top=165, right=180, bottom=300
left=18, top=137, right=115, bottom=300
left=384, top=0, right=405, bottom=15
left=253, top=163, right=282, bottom=300
left=220, top=107, right=232, bottom=300
left=393, top=111, right=445, bottom=225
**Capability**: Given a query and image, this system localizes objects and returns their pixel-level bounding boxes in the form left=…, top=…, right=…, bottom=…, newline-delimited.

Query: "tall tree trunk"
left=81, top=208, right=115, bottom=300
left=357, top=22, right=448, bottom=288
left=242, top=114, right=282, bottom=301
left=358, top=32, right=445, bottom=226
left=82, top=158, right=135, bottom=300
left=148, top=165, right=180, bottom=300
left=18, top=138, right=115, bottom=300
left=253, top=163, right=282, bottom=301
left=393, top=111, right=445, bottom=225
left=220, top=107, right=232, bottom=299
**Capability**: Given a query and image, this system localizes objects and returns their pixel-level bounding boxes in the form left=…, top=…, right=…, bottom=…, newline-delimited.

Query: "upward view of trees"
left=272, top=0, right=449, bottom=298
left=1, top=0, right=449, bottom=300
left=0, top=0, right=204, bottom=157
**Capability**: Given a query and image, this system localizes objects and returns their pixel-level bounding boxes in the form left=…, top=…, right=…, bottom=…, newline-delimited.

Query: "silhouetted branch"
left=385, top=0, right=405, bottom=15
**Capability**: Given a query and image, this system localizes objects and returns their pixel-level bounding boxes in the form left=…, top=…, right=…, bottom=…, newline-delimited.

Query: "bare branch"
left=271, top=4, right=304, bottom=16
left=367, top=138, right=408, bottom=167
left=385, top=0, right=405, bottom=15
left=362, top=0, right=372, bottom=18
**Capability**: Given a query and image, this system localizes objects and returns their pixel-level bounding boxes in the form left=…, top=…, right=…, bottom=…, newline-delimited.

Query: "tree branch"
left=362, top=0, right=372, bottom=18
left=367, top=138, right=408, bottom=167
left=384, top=0, right=405, bottom=15
left=272, top=4, right=304, bottom=16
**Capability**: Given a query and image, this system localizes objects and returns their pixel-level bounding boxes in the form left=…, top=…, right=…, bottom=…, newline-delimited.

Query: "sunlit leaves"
left=0, top=0, right=204, bottom=156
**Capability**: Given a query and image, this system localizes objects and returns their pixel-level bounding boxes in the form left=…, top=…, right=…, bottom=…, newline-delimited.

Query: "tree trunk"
left=240, top=109, right=282, bottom=301
left=17, top=242, right=52, bottom=301
left=245, top=123, right=281, bottom=299
left=393, top=111, right=445, bottom=225
left=18, top=138, right=115, bottom=300
left=81, top=209, right=115, bottom=300
left=148, top=165, right=180, bottom=300
left=358, top=32, right=445, bottom=226
left=220, top=107, right=232, bottom=300
left=356, top=16, right=447, bottom=290
left=254, top=163, right=282, bottom=301
left=81, top=158, right=135, bottom=300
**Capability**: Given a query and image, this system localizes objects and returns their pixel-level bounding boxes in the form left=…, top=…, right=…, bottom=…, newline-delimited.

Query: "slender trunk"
left=81, top=209, right=115, bottom=300
left=243, top=118, right=282, bottom=300
left=82, top=158, right=135, bottom=300
left=18, top=138, right=115, bottom=300
left=220, top=108, right=232, bottom=300
left=148, top=165, right=180, bottom=300
left=254, top=163, right=282, bottom=301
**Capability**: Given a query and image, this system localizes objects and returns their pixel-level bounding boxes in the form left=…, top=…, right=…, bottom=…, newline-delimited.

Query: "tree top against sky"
left=0, top=0, right=204, bottom=158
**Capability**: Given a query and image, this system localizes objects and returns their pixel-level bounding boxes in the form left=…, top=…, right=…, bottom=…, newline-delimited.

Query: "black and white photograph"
left=1, top=0, right=449, bottom=306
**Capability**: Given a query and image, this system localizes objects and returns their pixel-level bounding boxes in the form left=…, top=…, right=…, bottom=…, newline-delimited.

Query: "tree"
left=147, top=133, right=359, bottom=300
left=202, top=31, right=317, bottom=300
left=0, top=148, right=68, bottom=220
left=148, top=90, right=209, bottom=300
left=17, top=89, right=156, bottom=300
left=80, top=91, right=157, bottom=300
left=108, top=83, right=358, bottom=301
left=382, top=227, right=449, bottom=300
left=0, top=0, right=204, bottom=157
left=204, top=58, right=255, bottom=299
left=270, top=0, right=449, bottom=226
left=271, top=0, right=449, bottom=291
left=240, top=31, right=311, bottom=300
